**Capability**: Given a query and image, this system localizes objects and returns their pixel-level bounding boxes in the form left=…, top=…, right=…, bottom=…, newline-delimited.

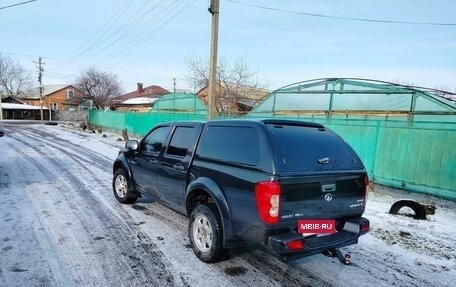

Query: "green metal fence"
left=305, top=118, right=455, bottom=200
left=89, top=93, right=207, bottom=135
left=89, top=110, right=455, bottom=201
left=89, top=110, right=206, bottom=136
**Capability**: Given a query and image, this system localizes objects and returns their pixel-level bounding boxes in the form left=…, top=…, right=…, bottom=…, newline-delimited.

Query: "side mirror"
left=125, top=140, right=138, bottom=151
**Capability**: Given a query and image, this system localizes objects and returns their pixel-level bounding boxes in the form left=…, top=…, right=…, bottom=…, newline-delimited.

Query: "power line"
left=0, top=0, right=36, bottom=10
left=64, top=0, right=136, bottom=61
left=52, top=0, right=197, bottom=70
left=81, top=0, right=171, bottom=66
left=63, top=1, right=161, bottom=69
left=225, top=0, right=456, bottom=26
left=69, top=0, right=153, bottom=64
left=95, top=0, right=196, bottom=67
left=4, top=51, right=186, bottom=83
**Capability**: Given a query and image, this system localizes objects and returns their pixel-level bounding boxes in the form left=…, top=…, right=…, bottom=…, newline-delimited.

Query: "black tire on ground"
left=388, top=200, right=426, bottom=220
left=112, top=168, right=138, bottom=204
left=188, top=203, right=227, bottom=263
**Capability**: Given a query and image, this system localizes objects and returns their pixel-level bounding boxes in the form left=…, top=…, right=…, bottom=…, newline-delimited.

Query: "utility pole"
left=34, top=57, right=44, bottom=121
left=173, top=78, right=176, bottom=92
left=0, top=93, right=3, bottom=121
left=207, top=0, right=220, bottom=120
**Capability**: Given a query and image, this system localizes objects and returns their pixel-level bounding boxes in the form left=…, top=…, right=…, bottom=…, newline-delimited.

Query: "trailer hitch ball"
left=335, top=249, right=351, bottom=265
left=343, top=254, right=351, bottom=265
left=323, top=249, right=351, bottom=265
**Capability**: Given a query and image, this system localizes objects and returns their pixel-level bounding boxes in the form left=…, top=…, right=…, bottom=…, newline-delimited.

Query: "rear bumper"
left=268, top=217, right=369, bottom=262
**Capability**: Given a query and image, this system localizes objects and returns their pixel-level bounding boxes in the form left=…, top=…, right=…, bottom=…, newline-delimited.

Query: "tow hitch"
left=322, top=248, right=351, bottom=265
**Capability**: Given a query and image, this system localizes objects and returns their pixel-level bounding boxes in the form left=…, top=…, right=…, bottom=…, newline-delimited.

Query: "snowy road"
left=0, top=122, right=455, bottom=287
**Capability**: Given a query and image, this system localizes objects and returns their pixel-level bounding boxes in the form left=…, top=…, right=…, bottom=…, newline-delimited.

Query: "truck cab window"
left=141, top=126, right=169, bottom=153
left=167, top=126, right=197, bottom=157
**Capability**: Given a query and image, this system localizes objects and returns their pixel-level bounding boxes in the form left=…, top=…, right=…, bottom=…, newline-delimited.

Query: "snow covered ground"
left=0, top=121, right=455, bottom=287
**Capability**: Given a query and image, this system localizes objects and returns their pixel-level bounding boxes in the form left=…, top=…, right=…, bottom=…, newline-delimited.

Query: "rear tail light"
left=363, top=175, right=369, bottom=209
left=255, top=181, right=281, bottom=224
left=360, top=221, right=370, bottom=233
left=286, top=239, right=303, bottom=250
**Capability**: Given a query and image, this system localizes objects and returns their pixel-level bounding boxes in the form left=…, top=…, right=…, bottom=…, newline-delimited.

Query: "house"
left=110, top=83, right=170, bottom=112
left=196, top=82, right=269, bottom=116
left=18, top=85, right=88, bottom=111
left=1, top=95, right=49, bottom=120
left=61, top=96, right=93, bottom=111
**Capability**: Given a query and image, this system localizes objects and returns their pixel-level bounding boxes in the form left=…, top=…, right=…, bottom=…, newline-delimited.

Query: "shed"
left=1, top=102, right=49, bottom=120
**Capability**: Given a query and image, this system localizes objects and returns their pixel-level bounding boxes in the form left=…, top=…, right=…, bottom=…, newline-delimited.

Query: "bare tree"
left=0, top=53, right=33, bottom=96
left=185, top=54, right=269, bottom=115
left=74, top=67, right=123, bottom=110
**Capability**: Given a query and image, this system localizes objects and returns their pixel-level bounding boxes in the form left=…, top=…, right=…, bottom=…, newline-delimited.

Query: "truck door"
left=158, top=124, right=200, bottom=211
left=129, top=125, right=170, bottom=199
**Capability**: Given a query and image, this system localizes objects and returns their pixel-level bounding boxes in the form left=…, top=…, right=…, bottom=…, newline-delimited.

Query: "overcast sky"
left=1, top=0, right=455, bottom=93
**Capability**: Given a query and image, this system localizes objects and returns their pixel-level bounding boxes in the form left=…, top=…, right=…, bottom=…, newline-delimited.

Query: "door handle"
left=173, top=163, right=185, bottom=172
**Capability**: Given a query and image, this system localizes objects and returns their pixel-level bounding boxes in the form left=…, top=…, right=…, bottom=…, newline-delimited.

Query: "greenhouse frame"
left=249, top=78, right=455, bottom=121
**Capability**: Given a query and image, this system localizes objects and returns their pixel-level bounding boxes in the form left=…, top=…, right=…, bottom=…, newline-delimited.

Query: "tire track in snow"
left=19, top=128, right=114, bottom=172
left=6, top=130, right=182, bottom=286
left=0, top=143, right=70, bottom=287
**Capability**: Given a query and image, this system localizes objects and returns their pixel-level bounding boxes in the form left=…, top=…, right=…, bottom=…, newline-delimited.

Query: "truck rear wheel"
left=188, top=203, right=226, bottom=263
left=113, top=168, right=138, bottom=204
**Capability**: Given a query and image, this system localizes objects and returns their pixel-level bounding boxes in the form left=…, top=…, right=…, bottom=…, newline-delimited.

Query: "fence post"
left=369, top=120, right=382, bottom=181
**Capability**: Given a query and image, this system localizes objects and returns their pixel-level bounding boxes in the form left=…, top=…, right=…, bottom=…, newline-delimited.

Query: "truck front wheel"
left=188, top=204, right=226, bottom=263
left=113, top=168, right=138, bottom=204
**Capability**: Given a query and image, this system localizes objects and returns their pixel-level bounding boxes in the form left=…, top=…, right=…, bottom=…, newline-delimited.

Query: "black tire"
left=188, top=204, right=226, bottom=263
left=389, top=200, right=426, bottom=220
left=112, top=168, right=138, bottom=204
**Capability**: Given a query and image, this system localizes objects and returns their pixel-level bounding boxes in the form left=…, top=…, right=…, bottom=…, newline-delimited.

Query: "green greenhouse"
left=150, top=92, right=207, bottom=115
left=248, top=78, right=455, bottom=121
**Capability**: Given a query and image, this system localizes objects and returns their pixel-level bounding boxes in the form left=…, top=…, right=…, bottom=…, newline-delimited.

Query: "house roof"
left=1, top=103, right=48, bottom=110
left=19, top=85, right=76, bottom=99
left=121, top=97, right=159, bottom=105
left=111, top=84, right=170, bottom=103
left=196, top=82, right=270, bottom=104
left=61, top=97, right=90, bottom=106
left=1, top=95, right=25, bottom=104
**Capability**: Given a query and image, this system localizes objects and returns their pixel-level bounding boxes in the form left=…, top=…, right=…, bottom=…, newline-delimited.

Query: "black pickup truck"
left=112, top=119, right=369, bottom=263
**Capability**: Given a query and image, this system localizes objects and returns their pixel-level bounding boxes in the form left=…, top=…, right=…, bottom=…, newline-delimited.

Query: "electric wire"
left=73, top=0, right=154, bottom=64
left=81, top=0, right=174, bottom=66
left=95, top=0, right=197, bottom=67
left=64, top=0, right=136, bottom=61
left=3, top=51, right=185, bottom=86
left=225, top=0, right=456, bottom=26
left=67, top=0, right=198, bottom=68
left=0, top=0, right=36, bottom=10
